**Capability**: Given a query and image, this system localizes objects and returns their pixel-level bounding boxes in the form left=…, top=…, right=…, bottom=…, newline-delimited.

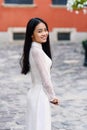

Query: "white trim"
left=2, top=0, right=36, bottom=8
left=2, top=3, right=37, bottom=8
left=51, top=28, right=77, bottom=43
left=1, top=28, right=87, bottom=43
left=0, top=32, right=9, bottom=43
left=50, top=4, right=66, bottom=8
left=8, top=27, right=26, bottom=43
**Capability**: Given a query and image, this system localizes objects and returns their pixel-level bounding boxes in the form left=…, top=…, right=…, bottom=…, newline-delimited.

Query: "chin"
left=42, top=40, right=47, bottom=43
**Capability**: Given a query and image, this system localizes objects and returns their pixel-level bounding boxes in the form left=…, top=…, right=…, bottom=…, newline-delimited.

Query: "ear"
left=31, top=35, right=34, bottom=41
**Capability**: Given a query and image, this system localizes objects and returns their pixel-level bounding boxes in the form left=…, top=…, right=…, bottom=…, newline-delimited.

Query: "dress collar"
left=32, top=42, right=42, bottom=49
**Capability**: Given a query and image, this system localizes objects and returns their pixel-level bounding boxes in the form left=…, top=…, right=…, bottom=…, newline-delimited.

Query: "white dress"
left=25, top=42, right=56, bottom=130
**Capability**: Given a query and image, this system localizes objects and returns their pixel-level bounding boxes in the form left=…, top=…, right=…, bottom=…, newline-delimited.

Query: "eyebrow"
left=37, top=29, right=42, bottom=30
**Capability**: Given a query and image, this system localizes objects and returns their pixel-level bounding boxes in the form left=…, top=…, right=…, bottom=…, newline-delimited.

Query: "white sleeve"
left=31, top=48, right=56, bottom=101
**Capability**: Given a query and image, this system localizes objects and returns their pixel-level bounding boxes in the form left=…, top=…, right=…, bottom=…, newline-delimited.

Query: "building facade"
left=0, top=0, right=87, bottom=43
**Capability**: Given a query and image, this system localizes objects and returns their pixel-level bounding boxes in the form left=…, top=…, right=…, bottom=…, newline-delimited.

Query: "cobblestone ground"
left=0, top=42, right=87, bottom=130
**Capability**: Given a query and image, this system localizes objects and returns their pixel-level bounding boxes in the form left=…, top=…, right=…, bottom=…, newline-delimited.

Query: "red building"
left=0, top=0, right=87, bottom=43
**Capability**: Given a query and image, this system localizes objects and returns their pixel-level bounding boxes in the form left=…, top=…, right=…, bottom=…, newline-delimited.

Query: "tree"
left=66, top=0, right=87, bottom=14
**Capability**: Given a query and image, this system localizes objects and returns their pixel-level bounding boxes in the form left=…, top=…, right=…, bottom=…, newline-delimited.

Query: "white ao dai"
left=26, top=42, right=56, bottom=130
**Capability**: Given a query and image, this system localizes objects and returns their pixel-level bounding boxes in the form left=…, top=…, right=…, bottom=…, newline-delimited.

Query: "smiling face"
left=32, top=22, right=49, bottom=43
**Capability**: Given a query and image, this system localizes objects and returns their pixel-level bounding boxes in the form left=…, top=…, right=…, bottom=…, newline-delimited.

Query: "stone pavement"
left=0, top=42, right=87, bottom=130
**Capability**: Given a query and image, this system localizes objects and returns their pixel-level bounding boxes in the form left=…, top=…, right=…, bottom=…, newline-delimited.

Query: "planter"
left=82, top=40, right=87, bottom=66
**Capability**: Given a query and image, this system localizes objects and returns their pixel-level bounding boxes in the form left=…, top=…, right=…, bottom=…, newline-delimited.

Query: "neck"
left=32, top=41, right=42, bottom=49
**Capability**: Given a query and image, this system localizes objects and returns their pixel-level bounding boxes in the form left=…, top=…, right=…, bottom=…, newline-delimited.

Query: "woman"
left=21, top=17, right=58, bottom=130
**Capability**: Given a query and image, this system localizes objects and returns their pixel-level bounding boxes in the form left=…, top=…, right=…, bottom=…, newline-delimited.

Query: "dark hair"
left=21, top=17, right=52, bottom=74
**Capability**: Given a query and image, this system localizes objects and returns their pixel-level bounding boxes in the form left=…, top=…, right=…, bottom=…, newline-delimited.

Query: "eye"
left=38, top=30, right=42, bottom=33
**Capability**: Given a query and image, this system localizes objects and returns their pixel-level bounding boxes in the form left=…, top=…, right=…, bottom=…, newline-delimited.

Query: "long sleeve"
left=31, top=48, right=56, bottom=101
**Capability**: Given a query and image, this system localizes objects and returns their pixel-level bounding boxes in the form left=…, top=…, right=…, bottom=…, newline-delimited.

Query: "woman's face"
left=32, top=22, right=48, bottom=43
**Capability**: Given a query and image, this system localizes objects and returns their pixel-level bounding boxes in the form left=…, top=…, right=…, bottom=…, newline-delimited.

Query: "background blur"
left=0, top=1, right=87, bottom=130
left=0, top=0, right=87, bottom=44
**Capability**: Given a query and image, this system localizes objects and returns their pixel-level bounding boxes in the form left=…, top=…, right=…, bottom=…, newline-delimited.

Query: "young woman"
left=21, top=17, right=59, bottom=130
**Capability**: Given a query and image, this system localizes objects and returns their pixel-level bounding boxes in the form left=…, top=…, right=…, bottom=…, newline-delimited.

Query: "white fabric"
left=25, top=42, right=56, bottom=130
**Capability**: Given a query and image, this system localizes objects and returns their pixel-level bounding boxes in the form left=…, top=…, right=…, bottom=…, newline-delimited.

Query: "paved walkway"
left=0, top=42, right=87, bottom=130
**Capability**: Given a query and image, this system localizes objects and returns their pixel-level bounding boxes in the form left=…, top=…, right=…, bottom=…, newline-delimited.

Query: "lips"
left=41, top=36, right=47, bottom=40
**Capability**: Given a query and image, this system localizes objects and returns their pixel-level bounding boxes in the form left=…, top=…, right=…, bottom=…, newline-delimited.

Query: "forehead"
left=35, top=22, right=47, bottom=30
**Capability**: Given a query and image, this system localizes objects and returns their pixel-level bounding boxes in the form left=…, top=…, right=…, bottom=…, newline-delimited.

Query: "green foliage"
left=72, top=0, right=87, bottom=10
left=82, top=39, right=87, bottom=49
left=82, top=40, right=87, bottom=44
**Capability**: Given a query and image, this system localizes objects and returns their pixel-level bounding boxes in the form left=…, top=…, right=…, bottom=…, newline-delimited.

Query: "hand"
left=50, top=98, right=59, bottom=105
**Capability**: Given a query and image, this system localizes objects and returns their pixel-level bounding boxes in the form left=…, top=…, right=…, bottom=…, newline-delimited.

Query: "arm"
left=31, top=48, right=58, bottom=103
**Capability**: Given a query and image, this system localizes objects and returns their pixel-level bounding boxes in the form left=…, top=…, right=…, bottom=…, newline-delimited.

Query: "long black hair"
left=21, top=17, right=52, bottom=74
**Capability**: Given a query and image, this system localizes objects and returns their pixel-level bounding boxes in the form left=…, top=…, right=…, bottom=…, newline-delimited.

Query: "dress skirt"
left=25, top=85, right=51, bottom=130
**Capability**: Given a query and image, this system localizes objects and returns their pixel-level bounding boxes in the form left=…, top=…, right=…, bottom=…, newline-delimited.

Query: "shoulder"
left=30, top=47, right=44, bottom=58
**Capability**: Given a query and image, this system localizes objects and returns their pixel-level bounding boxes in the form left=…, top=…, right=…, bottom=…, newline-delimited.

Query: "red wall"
left=0, top=0, right=87, bottom=32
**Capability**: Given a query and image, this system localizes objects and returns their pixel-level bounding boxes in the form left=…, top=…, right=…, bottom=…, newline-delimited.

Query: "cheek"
left=32, top=33, right=38, bottom=40
left=37, top=33, right=42, bottom=38
left=35, top=34, right=41, bottom=41
left=46, top=31, right=49, bottom=36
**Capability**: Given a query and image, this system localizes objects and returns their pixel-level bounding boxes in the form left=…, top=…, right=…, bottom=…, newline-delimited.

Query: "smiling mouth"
left=41, top=36, right=47, bottom=40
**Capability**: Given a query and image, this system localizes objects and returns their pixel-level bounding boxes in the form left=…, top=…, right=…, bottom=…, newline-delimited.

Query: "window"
left=52, top=0, right=67, bottom=5
left=13, top=32, right=25, bottom=40
left=58, top=32, right=70, bottom=40
left=4, top=0, right=33, bottom=4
